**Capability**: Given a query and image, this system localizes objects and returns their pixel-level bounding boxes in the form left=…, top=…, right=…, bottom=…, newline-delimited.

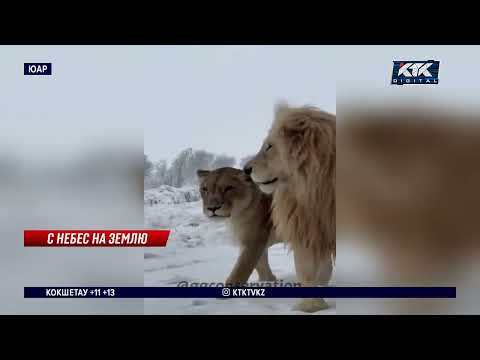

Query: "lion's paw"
left=292, top=298, right=330, bottom=313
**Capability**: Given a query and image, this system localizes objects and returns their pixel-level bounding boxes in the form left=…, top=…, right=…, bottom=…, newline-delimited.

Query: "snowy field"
left=144, top=186, right=335, bottom=315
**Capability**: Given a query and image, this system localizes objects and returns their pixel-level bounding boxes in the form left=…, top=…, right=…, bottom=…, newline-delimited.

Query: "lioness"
left=245, top=103, right=335, bottom=312
left=197, top=167, right=280, bottom=286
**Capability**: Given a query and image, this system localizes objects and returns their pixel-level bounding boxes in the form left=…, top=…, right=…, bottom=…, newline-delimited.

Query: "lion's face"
left=244, top=135, right=288, bottom=194
left=197, top=167, right=256, bottom=218
left=245, top=104, right=335, bottom=195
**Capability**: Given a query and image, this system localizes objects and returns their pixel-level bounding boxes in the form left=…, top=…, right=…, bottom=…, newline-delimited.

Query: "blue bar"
left=24, top=63, right=52, bottom=75
left=23, top=286, right=456, bottom=299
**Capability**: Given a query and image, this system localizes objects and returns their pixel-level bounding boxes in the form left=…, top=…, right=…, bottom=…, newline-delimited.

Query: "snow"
left=144, top=186, right=335, bottom=315
left=144, top=185, right=200, bottom=205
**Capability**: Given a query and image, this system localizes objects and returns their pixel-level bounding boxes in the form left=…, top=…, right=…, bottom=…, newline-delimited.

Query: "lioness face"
left=197, top=167, right=256, bottom=218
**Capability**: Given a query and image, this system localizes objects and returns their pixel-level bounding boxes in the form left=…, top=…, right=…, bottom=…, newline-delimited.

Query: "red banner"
left=24, top=230, right=170, bottom=247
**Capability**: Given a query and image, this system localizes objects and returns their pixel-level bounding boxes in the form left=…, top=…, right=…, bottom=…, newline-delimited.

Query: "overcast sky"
left=4, top=45, right=480, bottom=165
left=0, top=46, right=337, bottom=164
left=139, top=46, right=337, bottom=163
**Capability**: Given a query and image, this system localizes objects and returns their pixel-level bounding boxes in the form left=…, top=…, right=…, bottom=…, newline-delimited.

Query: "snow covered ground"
left=144, top=186, right=335, bottom=315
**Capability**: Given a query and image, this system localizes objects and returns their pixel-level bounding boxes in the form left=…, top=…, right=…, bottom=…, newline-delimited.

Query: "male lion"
left=244, top=103, right=335, bottom=312
left=197, top=167, right=281, bottom=286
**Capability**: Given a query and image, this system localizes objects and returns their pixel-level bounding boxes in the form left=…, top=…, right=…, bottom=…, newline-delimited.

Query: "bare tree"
left=144, top=154, right=153, bottom=175
left=153, top=160, right=168, bottom=186
left=145, top=149, right=239, bottom=188
left=191, top=150, right=215, bottom=170
left=169, top=148, right=193, bottom=187
left=211, top=154, right=236, bottom=169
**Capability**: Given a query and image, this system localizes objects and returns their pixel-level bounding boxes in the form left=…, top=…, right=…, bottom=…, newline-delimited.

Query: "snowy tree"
left=144, top=154, right=156, bottom=189
left=144, top=149, right=239, bottom=188
left=144, top=154, right=153, bottom=175
left=191, top=150, right=215, bottom=171
left=181, top=149, right=215, bottom=186
left=211, top=154, right=236, bottom=169
left=154, top=160, right=168, bottom=185
left=169, top=148, right=193, bottom=187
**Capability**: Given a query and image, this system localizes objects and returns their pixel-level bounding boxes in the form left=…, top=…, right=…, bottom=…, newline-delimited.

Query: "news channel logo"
left=24, top=63, right=52, bottom=76
left=391, top=60, right=439, bottom=85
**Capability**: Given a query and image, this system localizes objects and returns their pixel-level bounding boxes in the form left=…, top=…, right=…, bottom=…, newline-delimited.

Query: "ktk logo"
left=398, top=62, right=433, bottom=77
left=391, top=60, right=439, bottom=85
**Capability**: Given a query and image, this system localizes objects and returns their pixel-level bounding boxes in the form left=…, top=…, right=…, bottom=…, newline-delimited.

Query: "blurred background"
left=0, top=46, right=144, bottom=314
left=337, top=46, right=480, bottom=314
